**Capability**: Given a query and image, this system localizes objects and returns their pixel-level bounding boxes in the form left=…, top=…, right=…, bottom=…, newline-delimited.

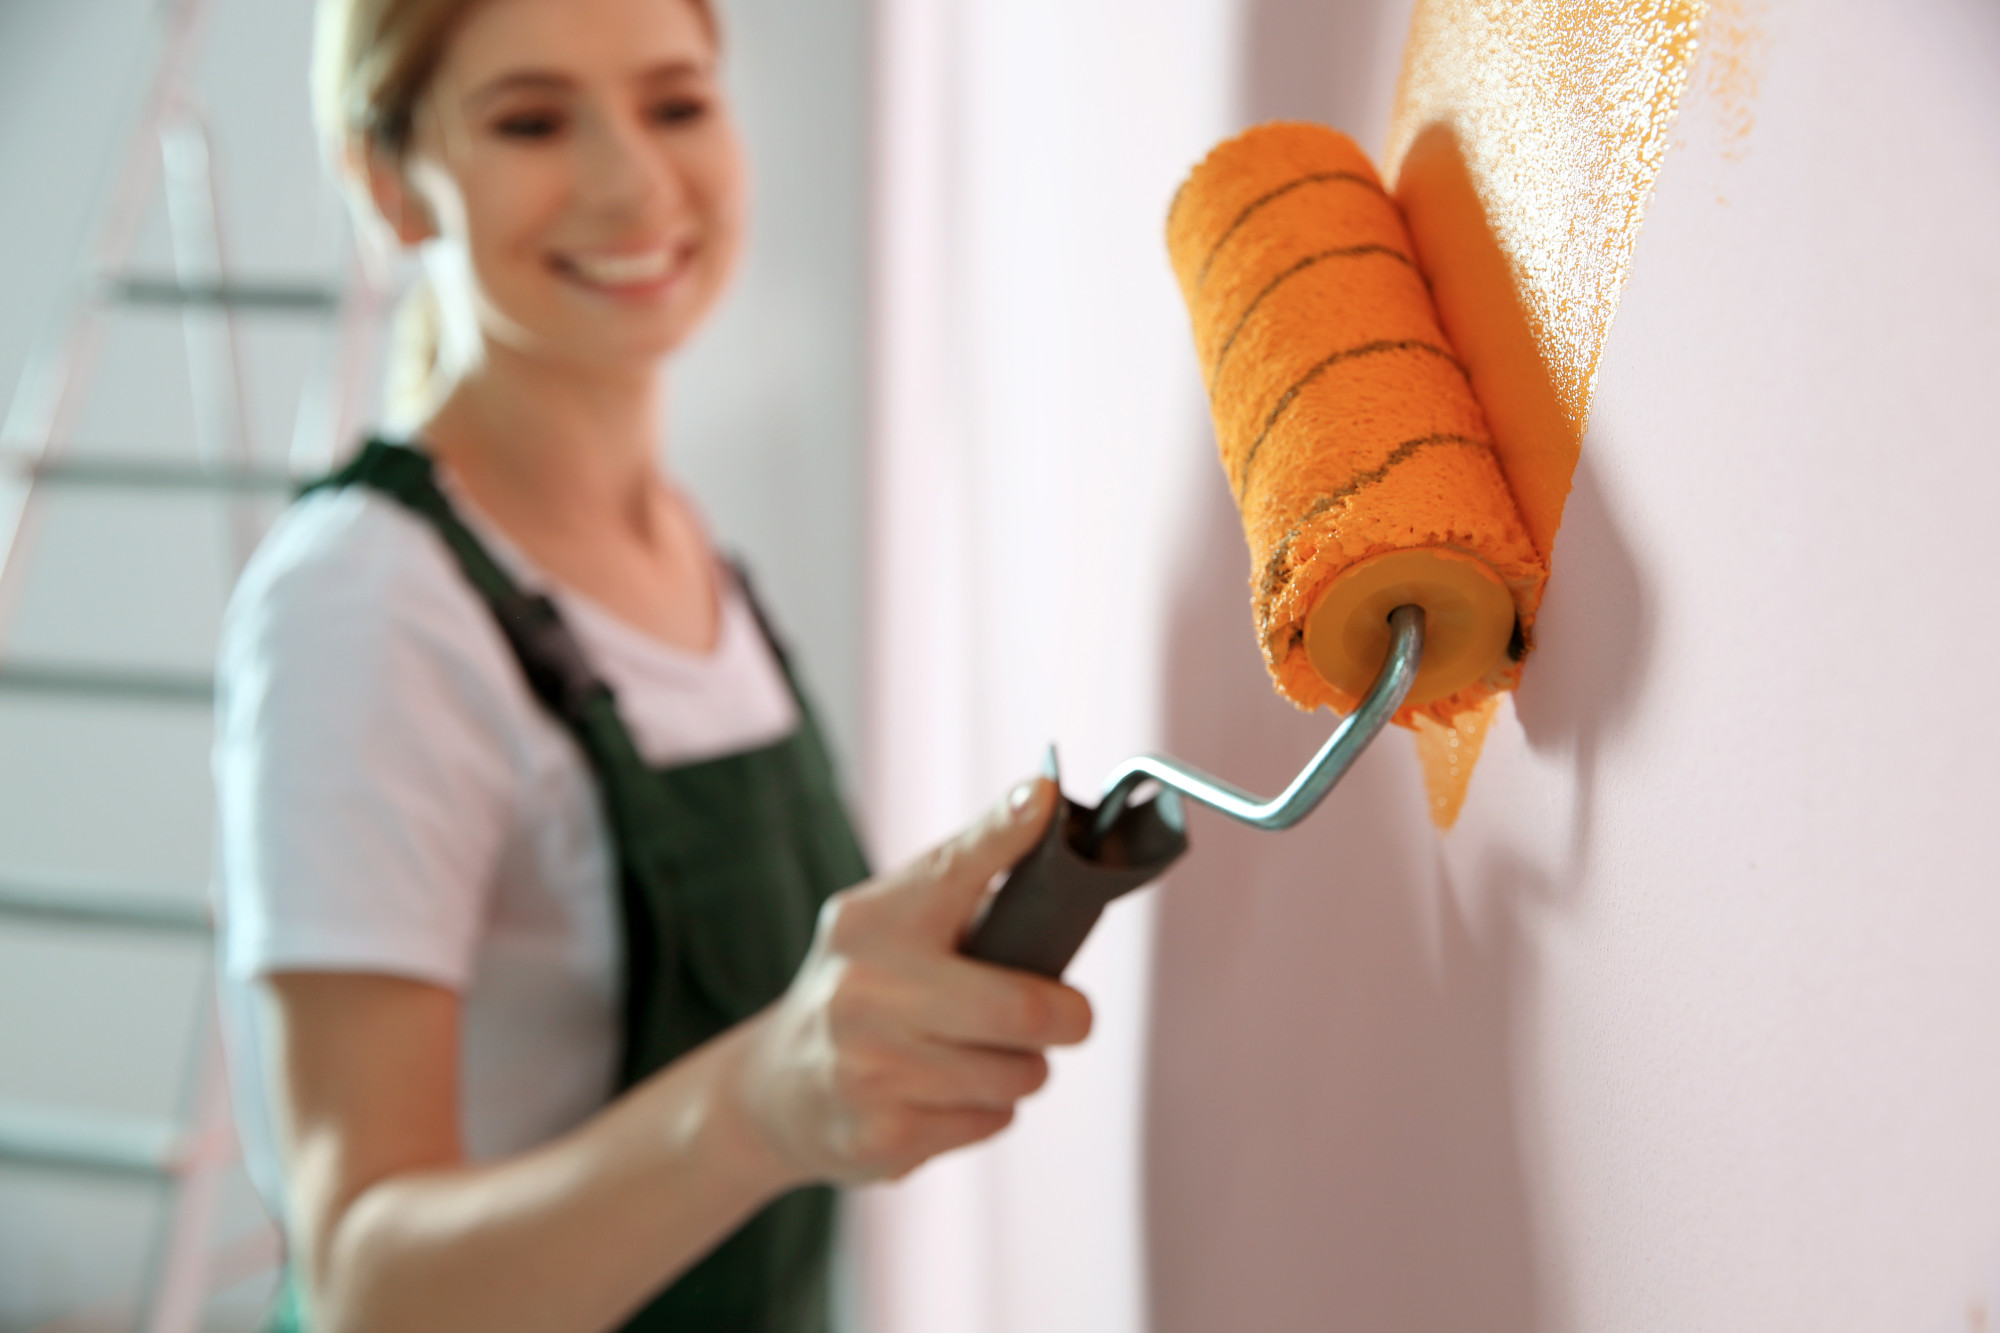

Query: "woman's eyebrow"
left=464, top=70, right=575, bottom=112
left=635, top=58, right=712, bottom=84
left=463, top=59, right=709, bottom=111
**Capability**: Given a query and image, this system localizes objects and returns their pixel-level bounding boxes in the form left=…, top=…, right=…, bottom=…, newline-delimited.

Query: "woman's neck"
left=408, top=341, right=722, bottom=655
left=421, top=342, right=669, bottom=542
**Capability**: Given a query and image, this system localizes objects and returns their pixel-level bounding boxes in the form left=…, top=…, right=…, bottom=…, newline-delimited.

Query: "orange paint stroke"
left=1386, top=0, right=1705, bottom=550
left=1382, top=0, right=1710, bottom=823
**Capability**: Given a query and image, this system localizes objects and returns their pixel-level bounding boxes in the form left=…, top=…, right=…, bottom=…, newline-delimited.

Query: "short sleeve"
left=213, top=489, right=523, bottom=990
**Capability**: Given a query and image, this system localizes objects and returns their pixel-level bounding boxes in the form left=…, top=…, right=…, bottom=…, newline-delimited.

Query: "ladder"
left=0, top=0, right=381, bottom=1326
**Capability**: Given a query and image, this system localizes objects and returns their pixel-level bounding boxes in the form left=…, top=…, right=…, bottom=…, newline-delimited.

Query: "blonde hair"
left=311, top=0, right=719, bottom=427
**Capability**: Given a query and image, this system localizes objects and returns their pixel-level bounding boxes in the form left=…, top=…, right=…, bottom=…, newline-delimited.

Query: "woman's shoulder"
left=211, top=486, right=544, bottom=1003
left=221, top=482, right=507, bottom=690
left=238, top=483, right=442, bottom=608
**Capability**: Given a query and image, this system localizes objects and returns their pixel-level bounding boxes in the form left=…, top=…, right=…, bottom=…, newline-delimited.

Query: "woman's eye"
left=650, top=98, right=708, bottom=127
left=495, top=111, right=564, bottom=140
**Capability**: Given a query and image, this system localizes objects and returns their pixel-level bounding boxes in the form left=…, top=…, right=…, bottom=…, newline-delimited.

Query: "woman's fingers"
left=851, top=1106, right=1017, bottom=1181
left=839, top=1038, right=1049, bottom=1113
left=742, top=775, right=1089, bottom=1185
left=893, top=1107, right=1016, bottom=1172
left=883, top=776, right=1058, bottom=946
left=893, top=952, right=1093, bottom=1051
left=822, top=942, right=1090, bottom=1053
left=819, top=771, right=1086, bottom=1050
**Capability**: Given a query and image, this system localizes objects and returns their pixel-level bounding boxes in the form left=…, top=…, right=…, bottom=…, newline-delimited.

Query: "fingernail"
left=1008, top=781, right=1036, bottom=815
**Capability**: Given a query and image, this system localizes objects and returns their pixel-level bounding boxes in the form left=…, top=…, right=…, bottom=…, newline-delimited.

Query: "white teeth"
left=569, top=249, right=672, bottom=286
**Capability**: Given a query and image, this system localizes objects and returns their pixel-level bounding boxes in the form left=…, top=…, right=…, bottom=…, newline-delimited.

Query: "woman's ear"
left=357, top=141, right=438, bottom=247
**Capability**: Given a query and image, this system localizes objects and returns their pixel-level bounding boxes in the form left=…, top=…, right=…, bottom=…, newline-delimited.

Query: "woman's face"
left=387, top=0, right=744, bottom=373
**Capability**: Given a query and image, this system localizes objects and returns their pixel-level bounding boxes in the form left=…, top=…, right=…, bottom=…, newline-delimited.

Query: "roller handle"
left=961, top=766, right=1189, bottom=980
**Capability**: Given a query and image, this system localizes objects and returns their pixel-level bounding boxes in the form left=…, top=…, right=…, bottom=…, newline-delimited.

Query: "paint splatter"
left=1699, top=0, right=1770, bottom=163
left=1380, top=0, right=1713, bottom=827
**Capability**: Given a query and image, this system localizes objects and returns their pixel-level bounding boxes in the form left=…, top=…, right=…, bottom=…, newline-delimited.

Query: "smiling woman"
left=212, top=2, right=1092, bottom=1331
left=314, top=0, right=729, bottom=427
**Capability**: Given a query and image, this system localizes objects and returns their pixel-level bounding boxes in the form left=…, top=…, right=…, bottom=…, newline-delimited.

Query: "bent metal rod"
left=1079, top=603, right=1426, bottom=855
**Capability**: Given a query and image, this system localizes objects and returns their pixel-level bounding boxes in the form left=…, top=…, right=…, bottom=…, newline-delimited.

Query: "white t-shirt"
left=211, top=473, right=799, bottom=1217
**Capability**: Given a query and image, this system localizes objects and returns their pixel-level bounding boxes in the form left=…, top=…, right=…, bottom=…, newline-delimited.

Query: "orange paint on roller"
left=1166, top=123, right=1547, bottom=735
left=1167, top=0, right=1716, bottom=827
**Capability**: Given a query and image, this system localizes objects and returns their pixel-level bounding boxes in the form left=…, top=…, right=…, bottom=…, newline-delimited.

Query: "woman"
left=213, top=0, right=1087, bottom=1328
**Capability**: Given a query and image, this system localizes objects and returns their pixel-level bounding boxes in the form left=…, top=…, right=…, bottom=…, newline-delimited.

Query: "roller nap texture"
left=1166, top=121, right=1548, bottom=725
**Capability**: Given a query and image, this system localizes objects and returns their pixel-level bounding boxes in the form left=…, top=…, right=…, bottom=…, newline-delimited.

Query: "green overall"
left=275, top=439, right=869, bottom=1331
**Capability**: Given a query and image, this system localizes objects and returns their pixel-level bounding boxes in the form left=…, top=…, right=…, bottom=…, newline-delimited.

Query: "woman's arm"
left=269, top=969, right=785, bottom=1333
left=269, top=778, right=1083, bottom=1333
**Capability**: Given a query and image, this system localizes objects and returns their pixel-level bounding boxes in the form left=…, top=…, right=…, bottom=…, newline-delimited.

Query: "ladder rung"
left=0, top=661, right=213, bottom=705
left=0, top=450, right=301, bottom=493
left=100, top=274, right=343, bottom=315
left=0, top=879, right=211, bottom=935
left=0, top=1102, right=181, bottom=1180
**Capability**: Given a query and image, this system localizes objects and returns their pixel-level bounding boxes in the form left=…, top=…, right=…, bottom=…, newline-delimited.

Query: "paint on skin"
left=1381, top=0, right=1716, bottom=825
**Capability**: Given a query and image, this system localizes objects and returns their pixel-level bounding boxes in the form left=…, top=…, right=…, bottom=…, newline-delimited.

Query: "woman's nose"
left=577, top=105, right=685, bottom=224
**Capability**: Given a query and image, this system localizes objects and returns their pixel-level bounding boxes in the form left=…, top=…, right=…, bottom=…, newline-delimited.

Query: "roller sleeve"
left=1166, top=121, right=1548, bottom=725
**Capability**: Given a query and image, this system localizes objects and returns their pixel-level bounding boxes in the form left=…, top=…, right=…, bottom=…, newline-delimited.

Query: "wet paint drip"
left=1381, top=0, right=1714, bottom=827
left=1413, top=694, right=1502, bottom=829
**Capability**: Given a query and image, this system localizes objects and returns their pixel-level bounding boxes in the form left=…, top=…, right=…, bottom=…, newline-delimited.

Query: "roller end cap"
left=1303, top=547, right=1514, bottom=708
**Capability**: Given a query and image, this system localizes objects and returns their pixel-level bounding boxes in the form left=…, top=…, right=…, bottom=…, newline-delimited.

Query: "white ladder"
left=0, top=0, right=380, bottom=1326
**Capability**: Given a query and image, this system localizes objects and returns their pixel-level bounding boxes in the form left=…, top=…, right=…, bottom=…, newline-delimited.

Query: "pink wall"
left=862, top=3, right=1237, bottom=1328
left=1146, top=0, right=2000, bottom=1328
left=865, top=0, right=2000, bottom=1329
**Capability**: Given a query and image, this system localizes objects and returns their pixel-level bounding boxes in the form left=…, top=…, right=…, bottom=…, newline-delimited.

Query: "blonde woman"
left=213, top=0, right=1087, bottom=1328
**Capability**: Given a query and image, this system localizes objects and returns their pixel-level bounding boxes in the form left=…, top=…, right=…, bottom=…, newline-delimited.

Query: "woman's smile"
left=552, top=241, right=697, bottom=298
left=382, top=0, right=747, bottom=372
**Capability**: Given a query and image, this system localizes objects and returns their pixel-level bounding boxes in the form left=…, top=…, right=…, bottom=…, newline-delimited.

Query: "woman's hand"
left=735, top=776, right=1091, bottom=1184
left=261, top=780, right=1079, bottom=1332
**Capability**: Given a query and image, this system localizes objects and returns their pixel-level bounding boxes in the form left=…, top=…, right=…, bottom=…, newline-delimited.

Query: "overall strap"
left=725, top=558, right=817, bottom=706
left=309, top=439, right=671, bottom=1076
left=305, top=441, right=617, bottom=734
left=307, top=441, right=850, bottom=1333
left=726, top=559, right=789, bottom=669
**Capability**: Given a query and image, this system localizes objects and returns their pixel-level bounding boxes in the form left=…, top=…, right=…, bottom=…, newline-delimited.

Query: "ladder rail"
left=141, top=1010, right=241, bottom=1333
left=0, top=449, right=302, bottom=493
left=308, top=248, right=389, bottom=478
left=0, top=0, right=380, bottom=1322
left=0, top=661, right=215, bottom=705
left=0, top=877, right=212, bottom=934
left=102, top=275, right=344, bottom=314
left=0, top=0, right=220, bottom=653
left=162, top=108, right=265, bottom=575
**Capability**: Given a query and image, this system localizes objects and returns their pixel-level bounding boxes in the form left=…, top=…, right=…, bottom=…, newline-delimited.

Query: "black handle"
left=961, top=775, right=1189, bottom=980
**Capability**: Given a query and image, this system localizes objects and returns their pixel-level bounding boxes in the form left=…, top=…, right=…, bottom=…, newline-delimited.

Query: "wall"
left=860, top=2, right=1236, bottom=1329
left=1144, top=1, right=2000, bottom=1330
left=0, top=0, right=868, bottom=1324
left=8, top=0, right=1992, bottom=1326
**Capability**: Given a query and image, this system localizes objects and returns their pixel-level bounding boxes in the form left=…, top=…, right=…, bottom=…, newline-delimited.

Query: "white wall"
left=861, top=2, right=1238, bottom=1329
left=1144, top=1, right=2000, bottom=1330
left=0, top=0, right=868, bottom=1325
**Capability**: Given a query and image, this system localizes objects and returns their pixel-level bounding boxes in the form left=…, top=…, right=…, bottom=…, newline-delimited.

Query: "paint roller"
left=963, top=122, right=1548, bottom=979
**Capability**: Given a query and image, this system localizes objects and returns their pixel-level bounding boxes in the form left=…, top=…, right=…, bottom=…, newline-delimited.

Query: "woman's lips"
left=552, top=243, right=693, bottom=296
